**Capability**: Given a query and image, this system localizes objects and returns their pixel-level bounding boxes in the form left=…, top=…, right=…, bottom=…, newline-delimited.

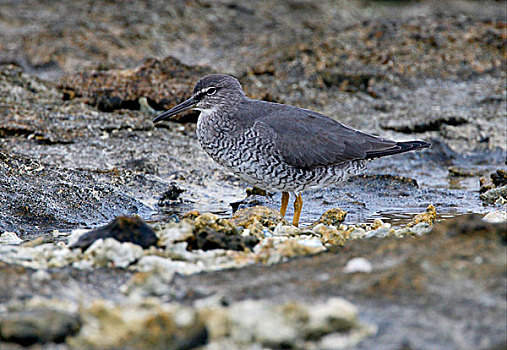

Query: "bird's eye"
left=206, top=87, right=217, bottom=96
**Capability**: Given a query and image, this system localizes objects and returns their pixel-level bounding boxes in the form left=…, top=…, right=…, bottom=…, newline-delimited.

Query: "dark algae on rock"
left=70, top=216, right=158, bottom=251
left=184, top=212, right=260, bottom=252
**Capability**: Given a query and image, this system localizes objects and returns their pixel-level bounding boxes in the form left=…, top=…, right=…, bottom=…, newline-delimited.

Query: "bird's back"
left=236, top=99, right=429, bottom=170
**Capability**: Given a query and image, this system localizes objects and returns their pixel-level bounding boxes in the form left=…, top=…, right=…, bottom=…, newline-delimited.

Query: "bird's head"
left=153, top=74, right=245, bottom=123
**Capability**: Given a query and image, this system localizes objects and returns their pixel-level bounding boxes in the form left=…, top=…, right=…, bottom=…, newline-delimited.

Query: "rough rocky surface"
left=59, top=57, right=209, bottom=120
left=0, top=1, right=506, bottom=349
left=0, top=211, right=504, bottom=349
left=173, top=214, right=507, bottom=350
left=480, top=169, right=507, bottom=204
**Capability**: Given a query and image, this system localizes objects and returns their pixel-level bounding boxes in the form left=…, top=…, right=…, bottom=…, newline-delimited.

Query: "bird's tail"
left=365, top=140, right=431, bottom=159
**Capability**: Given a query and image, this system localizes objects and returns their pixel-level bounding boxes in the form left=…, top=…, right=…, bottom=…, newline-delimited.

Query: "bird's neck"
left=196, top=104, right=236, bottom=142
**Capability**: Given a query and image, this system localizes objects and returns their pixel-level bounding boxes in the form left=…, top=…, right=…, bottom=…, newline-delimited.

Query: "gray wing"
left=250, top=102, right=419, bottom=169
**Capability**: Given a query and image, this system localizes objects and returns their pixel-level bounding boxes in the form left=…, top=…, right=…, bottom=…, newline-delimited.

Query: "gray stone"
left=0, top=232, right=23, bottom=245
left=0, top=309, right=81, bottom=345
left=483, top=210, right=507, bottom=223
left=480, top=185, right=507, bottom=204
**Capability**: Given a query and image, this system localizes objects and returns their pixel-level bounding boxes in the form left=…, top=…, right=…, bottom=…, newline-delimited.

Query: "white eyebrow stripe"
left=199, top=87, right=216, bottom=95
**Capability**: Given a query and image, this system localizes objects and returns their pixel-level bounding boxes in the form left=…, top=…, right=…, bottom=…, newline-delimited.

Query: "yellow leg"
left=292, top=193, right=303, bottom=227
left=280, top=192, right=289, bottom=218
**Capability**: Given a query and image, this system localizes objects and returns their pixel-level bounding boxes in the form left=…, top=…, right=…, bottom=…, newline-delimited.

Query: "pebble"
left=343, top=257, right=373, bottom=273
left=364, top=227, right=391, bottom=238
left=298, top=239, right=325, bottom=248
left=84, top=238, right=144, bottom=268
left=482, top=210, right=507, bottom=223
left=156, top=220, right=194, bottom=246
left=408, top=222, right=432, bottom=236
left=273, top=223, right=300, bottom=236
left=480, top=185, right=507, bottom=204
left=67, top=228, right=90, bottom=247
left=348, top=226, right=367, bottom=239
left=0, top=231, right=23, bottom=245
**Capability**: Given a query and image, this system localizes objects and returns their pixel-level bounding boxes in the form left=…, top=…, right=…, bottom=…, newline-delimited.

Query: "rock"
left=196, top=296, right=369, bottom=348
left=228, top=299, right=299, bottom=346
left=138, top=96, right=157, bottom=115
left=447, top=166, right=481, bottom=177
left=69, top=300, right=207, bottom=349
left=32, top=269, right=51, bottom=282
left=479, top=176, right=495, bottom=193
left=303, top=298, right=358, bottom=338
left=124, top=255, right=203, bottom=297
left=188, top=229, right=259, bottom=252
left=297, top=239, right=325, bottom=249
left=230, top=206, right=283, bottom=231
left=182, top=210, right=200, bottom=220
left=491, top=169, right=507, bottom=187
left=407, top=204, right=437, bottom=227
left=364, top=219, right=393, bottom=238
left=483, top=210, right=507, bottom=224
left=273, top=223, right=301, bottom=237
left=343, top=257, right=373, bottom=274
left=186, top=213, right=259, bottom=252
left=480, top=185, right=507, bottom=204
left=135, top=255, right=189, bottom=274
left=480, top=170, right=507, bottom=202
left=0, top=150, right=152, bottom=235
left=172, top=211, right=506, bottom=349
left=84, top=238, right=144, bottom=268
left=158, top=184, right=185, bottom=203
left=0, top=232, right=23, bottom=245
left=0, top=309, right=81, bottom=345
left=315, top=208, right=347, bottom=227
left=313, top=224, right=348, bottom=246
left=253, top=236, right=326, bottom=265
left=371, top=219, right=389, bottom=230
left=194, top=213, right=236, bottom=234
left=406, top=222, right=432, bottom=236
left=59, top=56, right=209, bottom=117
left=155, top=220, right=195, bottom=247
left=278, top=239, right=326, bottom=258
left=347, top=226, right=367, bottom=239
left=0, top=243, right=77, bottom=269
left=227, top=297, right=362, bottom=348
left=70, top=216, right=157, bottom=251
left=67, top=228, right=90, bottom=247
left=193, top=296, right=231, bottom=341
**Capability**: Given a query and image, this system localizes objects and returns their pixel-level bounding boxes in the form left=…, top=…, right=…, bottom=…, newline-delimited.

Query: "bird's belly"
left=199, top=136, right=367, bottom=192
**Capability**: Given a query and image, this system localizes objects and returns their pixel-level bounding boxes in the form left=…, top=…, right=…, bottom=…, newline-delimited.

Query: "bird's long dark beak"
left=153, top=95, right=198, bottom=123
